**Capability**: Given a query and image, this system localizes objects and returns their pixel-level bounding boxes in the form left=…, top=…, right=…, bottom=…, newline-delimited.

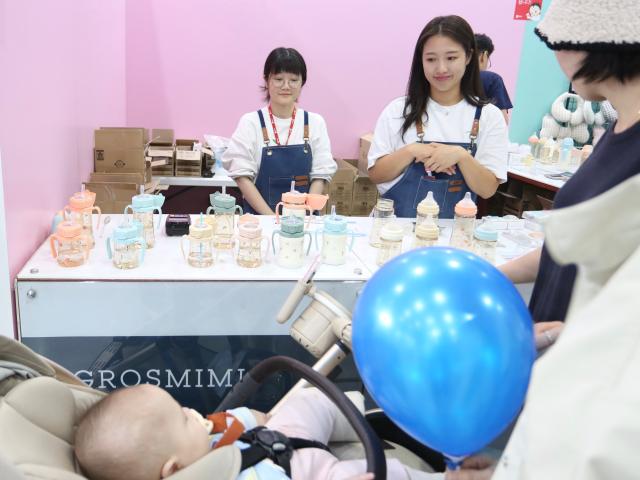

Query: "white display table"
left=15, top=215, right=538, bottom=411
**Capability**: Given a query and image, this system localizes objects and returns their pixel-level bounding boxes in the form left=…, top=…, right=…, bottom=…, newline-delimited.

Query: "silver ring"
left=544, top=331, right=554, bottom=345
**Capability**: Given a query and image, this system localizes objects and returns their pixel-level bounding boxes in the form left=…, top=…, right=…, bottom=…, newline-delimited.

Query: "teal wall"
left=509, top=0, right=569, bottom=144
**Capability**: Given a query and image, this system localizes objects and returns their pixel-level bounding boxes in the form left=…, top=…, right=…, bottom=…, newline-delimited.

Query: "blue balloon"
left=353, top=247, right=535, bottom=458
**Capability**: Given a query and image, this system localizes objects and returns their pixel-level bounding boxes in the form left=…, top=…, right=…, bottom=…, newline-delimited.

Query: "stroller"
left=0, top=261, right=440, bottom=479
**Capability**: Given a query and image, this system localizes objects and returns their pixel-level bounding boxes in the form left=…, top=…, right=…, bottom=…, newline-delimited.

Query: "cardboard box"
left=148, top=129, right=175, bottom=176
left=351, top=174, right=378, bottom=216
left=85, top=172, right=156, bottom=214
left=94, top=128, right=148, bottom=174
left=175, top=139, right=202, bottom=177
left=328, top=159, right=357, bottom=215
left=358, top=133, right=374, bottom=175
left=150, top=128, right=173, bottom=145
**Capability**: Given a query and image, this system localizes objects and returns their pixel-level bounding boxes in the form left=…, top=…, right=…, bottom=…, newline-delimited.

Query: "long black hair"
left=401, top=15, right=486, bottom=138
left=261, top=47, right=307, bottom=101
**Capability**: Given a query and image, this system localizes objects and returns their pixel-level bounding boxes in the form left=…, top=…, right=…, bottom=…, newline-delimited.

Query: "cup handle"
left=304, top=232, right=313, bottom=255
left=271, top=231, right=279, bottom=255
left=274, top=202, right=284, bottom=223
left=305, top=206, right=313, bottom=229
left=139, top=239, right=146, bottom=263
left=348, top=231, right=356, bottom=251
left=49, top=235, right=58, bottom=258
left=154, top=208, right=163, bottom=230
left=180, top=235, right=188, bottom=261
left=92, top=206, right=102, bottom=232
left=261, top=235, right=270, bottom=260
left=105, top=237, right=112, bottom=260
left=235, top=205, right=244, bottom=216
left=124, top=205, right=133, bottom=218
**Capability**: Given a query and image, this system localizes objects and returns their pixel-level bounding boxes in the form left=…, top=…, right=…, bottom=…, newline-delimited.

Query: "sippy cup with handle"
left=415, top=191, right=439, bottom=226
left=272, top=215, right=313, bottom=269
left=64, top=186, right=101, bottom=249
left=123, top=187, right=164, bottom=249
left=234, top=223, right=269, bottom=268
left=206, top=188, right=243, bottom=250
left=450, top=192, right=477, bottom=251
left=49, top=221, right=90, bottom=267
left=105, top=221, right=146, bottom=269
left=314, top=205, right=356, bottom=266
left=369, top=198, right=395, bottom=247
left=181, top=214, right=214, bottom=268
left=275, top=181, right=312, bottom=227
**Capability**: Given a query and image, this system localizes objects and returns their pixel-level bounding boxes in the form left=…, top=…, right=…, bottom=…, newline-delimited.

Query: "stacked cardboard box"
left=327, top=159, right=378, bottom=216
left=175, top=139, right=202, bottom=177
left=148, top=128, right=175, bottom=176
left=90, top=127, right=155, bottom=213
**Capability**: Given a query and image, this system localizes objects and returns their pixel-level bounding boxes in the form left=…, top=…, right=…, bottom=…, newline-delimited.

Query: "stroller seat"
left=0, top=336, right=434, bottom=479
left=0, top=376, right=243, bottom=480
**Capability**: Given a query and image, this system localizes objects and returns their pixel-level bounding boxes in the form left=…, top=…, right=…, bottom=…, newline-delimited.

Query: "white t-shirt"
left=222, top=106, right=337, bottom=182
left=368, top=97, right=508, bottom=194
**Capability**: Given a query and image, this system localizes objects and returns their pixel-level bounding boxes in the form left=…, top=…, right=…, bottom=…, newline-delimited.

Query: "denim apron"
left=382, top=105, right=483, bottom=218
left=244, top=110, right=313, bottom=214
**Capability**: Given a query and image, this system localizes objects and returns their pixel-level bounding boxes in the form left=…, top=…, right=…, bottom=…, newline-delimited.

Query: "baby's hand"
left=250, top=409, right=271, bottom=427
left=346, top=474, right=374, bottom=480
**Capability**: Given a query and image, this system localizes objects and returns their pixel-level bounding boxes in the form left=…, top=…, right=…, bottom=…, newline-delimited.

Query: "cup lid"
left=189, top=221, right=213, bottom=239
left=239, top=223, right=262, bottom=238
left=474, top=224, right=499, bottom=241
left=132, top=193, right=165, bottom=210
left=56, top=221, right=82, bottom=238
left=380, top=222, right=404, bottom=241
left=375, top=198, right=394, bottom=211
left=281, top=191, right=307, bottom=205
left=324, top=214, right=348, bottom=233
left=238, top=213, right=259, bottom=225
left=210, top=191, right=236, bottom=210
left=113, top=222, right=140, bottom=240
left=69, top=191, right=95, bottom=210
left=455, top=192, right=477, bottom=217
left=280, top=215, right=304, bottom=234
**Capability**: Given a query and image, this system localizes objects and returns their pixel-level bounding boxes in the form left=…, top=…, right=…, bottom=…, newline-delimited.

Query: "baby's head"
left=75, top=384, right=211, bottom=480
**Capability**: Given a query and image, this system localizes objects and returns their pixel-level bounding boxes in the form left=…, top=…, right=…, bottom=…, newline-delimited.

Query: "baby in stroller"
left=74, top=383, right=438, bottom=480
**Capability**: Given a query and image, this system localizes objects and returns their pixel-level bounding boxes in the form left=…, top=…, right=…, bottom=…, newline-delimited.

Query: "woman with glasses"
left=367, top=15, right=508, bottom=218
left=222, top=47, right=336, bottom=214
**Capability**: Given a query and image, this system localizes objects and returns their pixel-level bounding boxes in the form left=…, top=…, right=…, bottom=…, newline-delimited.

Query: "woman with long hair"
left=367, top=15, right=508, bottom=218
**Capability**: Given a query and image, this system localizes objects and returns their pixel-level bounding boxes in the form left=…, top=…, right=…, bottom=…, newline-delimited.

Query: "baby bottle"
left=369, top=198, right=395, bottom=248
left=105, top=222, right=146, bottom=269
left=275, top=181, right=312, bottom=227
left=181, top=214, right=214, bottom=268
left=49, top=221, right=90, bottom=267
left=124, top=187, right=164, bottom=249
left=413, top=217, right=439, bottom=249
left=559, top=137, right=574, bottom=168
left=64, top=187, right=101, bottom=249
left=528, top=133, right=540, bottom=160
left=375, top=222, right=404, bottom=266
left=315, top=205, right=356, bottom=266
left=415, top=191, right=439, bottom=227
left=473, top=224, right=498, bottom=264
left=235, top=223, right=269, bottom=268
left=540, top=138, right=556, bottom=165
left=206, top=189, right=243, bottom=250
left=272, top=216, right=312, bottom=269
left=450, top=192, right=477, bottom=251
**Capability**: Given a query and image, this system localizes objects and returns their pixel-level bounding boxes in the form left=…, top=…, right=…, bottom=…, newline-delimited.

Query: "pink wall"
left=0, top=1, right=126, bottom=330
left=126, top=0, right=525, bottom=158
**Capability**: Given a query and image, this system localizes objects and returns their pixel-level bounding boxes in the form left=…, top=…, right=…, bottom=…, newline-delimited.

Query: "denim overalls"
left=382, top=105, right=483, bottom=218
left=244, top=110, right=313, bottom=214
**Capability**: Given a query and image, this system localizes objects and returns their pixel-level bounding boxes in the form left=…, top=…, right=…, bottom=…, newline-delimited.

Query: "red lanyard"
left=268, top=104, right=297, bottom=146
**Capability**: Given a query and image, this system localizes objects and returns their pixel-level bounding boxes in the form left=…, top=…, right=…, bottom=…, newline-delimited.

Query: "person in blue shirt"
left=475, top=34, right=512, bottom=124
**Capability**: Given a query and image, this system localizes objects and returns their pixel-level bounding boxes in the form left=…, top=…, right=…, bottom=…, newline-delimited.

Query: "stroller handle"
left=216, top=356, right=386, bottom=479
